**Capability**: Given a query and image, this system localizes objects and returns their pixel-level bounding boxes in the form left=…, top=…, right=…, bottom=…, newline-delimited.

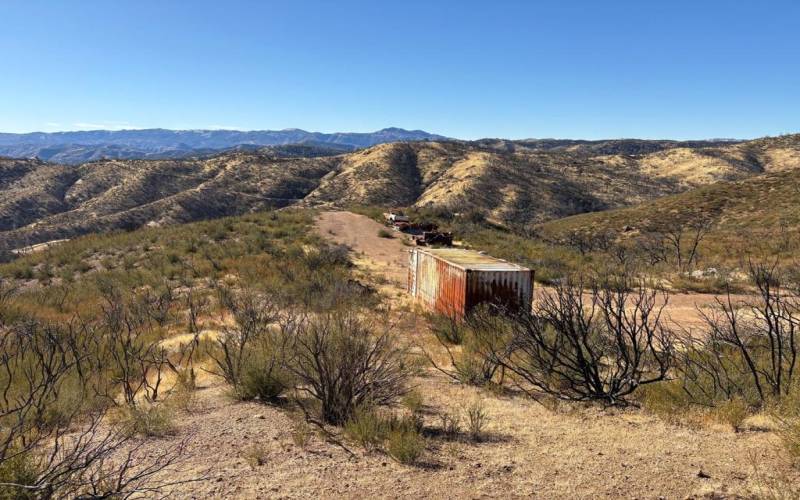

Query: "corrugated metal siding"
left=409, top=249, right=467, bottom=317
left=408, top=248, right=532, bottom=317
left=465, top=269, right=533, bottom=314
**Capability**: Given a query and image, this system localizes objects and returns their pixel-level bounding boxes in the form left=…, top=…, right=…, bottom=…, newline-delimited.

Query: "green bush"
left=345, top=406, right=425, bottom=459
left=714, top=397, right=750, bottom=432
left=401, top=390, right=425, bottom=414
left=0, top=450, right=40, bottom=500
left=344, top=407, right=390, bottom=450
left=636, top=380, right=692, bottom=423
left=377, top=229, right=394, bottom=239
left=237, top=339, right=293, bottom=403
left=118, top=403, right=176, bottom=437
left=773, top=388, right=800, bottom=465
left=386, top=427, right=425, bottom=464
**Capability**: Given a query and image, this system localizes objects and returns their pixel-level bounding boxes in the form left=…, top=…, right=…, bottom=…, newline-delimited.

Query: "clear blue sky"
left=1, top=0, right=797, bottom=140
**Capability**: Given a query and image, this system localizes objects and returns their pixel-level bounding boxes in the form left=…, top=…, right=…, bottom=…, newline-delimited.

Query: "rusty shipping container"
left=408, top=248, right=533, bottom=317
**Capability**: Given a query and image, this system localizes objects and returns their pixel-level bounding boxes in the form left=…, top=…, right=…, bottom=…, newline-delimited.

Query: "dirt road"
left=315, top=210, right=409, bottom=288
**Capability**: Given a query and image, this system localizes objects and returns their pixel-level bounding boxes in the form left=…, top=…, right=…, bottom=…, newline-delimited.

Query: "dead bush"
left=439, top=412, right=461, bottom=440
left=289, top=310, right=409, bottom=426
left=472, top=275, right=675, bottom=404
left=0, top=315, right=191, bottom=497
left=677, top=261, right=799, bottom=408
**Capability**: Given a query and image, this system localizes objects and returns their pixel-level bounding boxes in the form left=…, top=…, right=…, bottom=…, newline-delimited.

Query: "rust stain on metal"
left=408, top=248, right=533, bottom=317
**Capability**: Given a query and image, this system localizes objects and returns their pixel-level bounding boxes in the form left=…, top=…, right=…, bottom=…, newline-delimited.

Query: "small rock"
left=698, top=470, right=711, bottom=479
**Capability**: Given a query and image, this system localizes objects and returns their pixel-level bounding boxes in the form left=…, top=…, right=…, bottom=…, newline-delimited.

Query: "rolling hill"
left=1, top=134, right=799, bottom=251
left=536, top=166, right=800, bottom=261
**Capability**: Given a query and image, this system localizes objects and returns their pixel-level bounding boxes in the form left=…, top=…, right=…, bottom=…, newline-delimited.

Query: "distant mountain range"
left=0, top=127, right=447, bottom=164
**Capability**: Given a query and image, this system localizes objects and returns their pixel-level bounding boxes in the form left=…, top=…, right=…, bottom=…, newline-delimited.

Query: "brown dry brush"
left=0, top=314, right=196, bottom=498
left=469, top=275, right=675, bottom=405
left=287, top=310, right=409, bottom=426
left=208, top=287, right=296, bottom=402
left=678, top=260, right=799, bottom=407
left=92, top=285, right=182, bottom=407
left=424, top=309, right=507, bottom=387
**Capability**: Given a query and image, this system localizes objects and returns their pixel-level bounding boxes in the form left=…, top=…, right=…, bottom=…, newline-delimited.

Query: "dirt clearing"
left=315, top=210, right=409, bottom=288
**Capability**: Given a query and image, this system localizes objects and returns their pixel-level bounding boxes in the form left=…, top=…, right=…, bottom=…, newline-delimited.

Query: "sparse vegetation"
left=386, top=426, right=425, bottom=464
left=242, top=443, right=269, bottom=469
left=4, top=152, right=800, bottom=496
left=0, top=209, right=357, bottom=495
left=289, top=310, right=409, bottom=426
left=465, top=275, right=675, bottom=404
left=674, top=262, right=799, bottom=409
left=464, top=399, right=490, bottom=442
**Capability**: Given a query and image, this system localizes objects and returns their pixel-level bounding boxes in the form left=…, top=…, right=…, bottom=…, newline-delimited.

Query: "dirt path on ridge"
left=315, top=210, right=409, bottom=288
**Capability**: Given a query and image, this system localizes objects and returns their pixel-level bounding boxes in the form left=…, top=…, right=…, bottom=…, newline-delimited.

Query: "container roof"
left=415, top=248, right=531, bottom=271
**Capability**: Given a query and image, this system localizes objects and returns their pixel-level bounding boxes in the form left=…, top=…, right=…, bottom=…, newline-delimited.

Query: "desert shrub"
left=714, top=397, right=750, bottom=432
left=426, top=309, right=509, bottom=387
left=386, top=427, right=425, bottom=464
left=779, top=419, right=800, bottom=465
left=93, top=285, right=177, bottom=407
left=242, top=444, right=269, bottom=469
left=118, top=403, right=176, bottom=437
left=669, top=273, right=739, bottom=295
left=772, top=388, right=800, bottom=465
left=344, top=405, right=424, bottom=457
left=291, top=422, right=313, bottom=450
left=0, top=315, right=187, bottom=496
left=401, top=390, right=425, bottom=414
left=676, top=262, right=799, bottom=408
left=209, top=288, right=292, bottom=402
left=238, top=348, right=293, bottom=402
left=169, top=368, right=197, bottom=411
left=377, top=229, right=394, bottom=239
left=344, top=406, right=390, bottom=450
left=428, top=312, right=466, bottom=345
left=0, top=450, right=40, bottom=500
left=439, top=412, right=461, bottom=440
left=470, top=275, right=675, bottom=404
left=464, top=399, right=490, bottom=442
left=289, top=310, right=409, bottom=426
left=301, top=243, right=351, bottom=270
left=636, top=380, right=693, bottom=422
